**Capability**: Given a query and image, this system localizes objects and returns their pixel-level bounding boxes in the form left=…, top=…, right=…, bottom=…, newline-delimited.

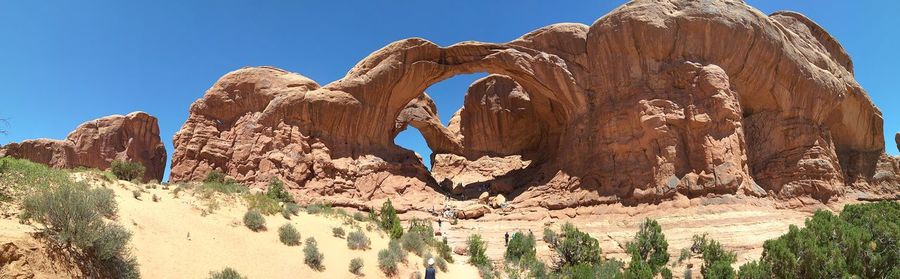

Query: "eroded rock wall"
left=0, top=112, right=166, bottom=181
left=170, top=0, right=896, bottom=210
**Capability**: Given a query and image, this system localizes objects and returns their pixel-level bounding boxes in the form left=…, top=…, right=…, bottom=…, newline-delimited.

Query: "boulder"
left=456, top=204, right=491, bottom=219
left=490, top=195, right=507, bottom=209
left=0, top=112, right=166, bottom=181
left=453, top=244, right=468, bottom=256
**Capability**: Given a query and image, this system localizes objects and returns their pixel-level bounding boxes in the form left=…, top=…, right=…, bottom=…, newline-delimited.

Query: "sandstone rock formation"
left=0, top=112, right=166, bottom=181
left=171, top=0, right=897, bottom=211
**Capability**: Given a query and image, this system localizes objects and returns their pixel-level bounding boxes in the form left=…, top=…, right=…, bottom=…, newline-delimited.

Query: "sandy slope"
left=107, top=180, right=480, bottom=279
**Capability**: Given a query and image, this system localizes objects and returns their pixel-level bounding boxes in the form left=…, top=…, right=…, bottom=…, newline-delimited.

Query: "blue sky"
left=1, top=1, right=898, bottom=181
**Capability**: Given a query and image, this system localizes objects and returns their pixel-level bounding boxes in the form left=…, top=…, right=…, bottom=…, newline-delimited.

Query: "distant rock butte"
left=170, top=0, right=898, bottom=211
left=1, top=112, right=167, bottom=181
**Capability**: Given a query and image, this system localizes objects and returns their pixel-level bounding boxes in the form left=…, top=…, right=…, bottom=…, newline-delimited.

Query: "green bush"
left=281, top=206, right=293, bottom=219
left=265, top=178, right=294, bottom=203
left=437, top=236, right=455, bottom=263
left=408, top=218, right=434, bottom=241
left=245, top=193, right=280, bottom=215
left=347, top=229, right=371, bottom=250
left=377, top=248, right=398, bottom=275
left=556, top=260, right=625, bottom=279
left=243, top=210, right=266, bottom=231
left=400, top=231, right=427, bottom=256
left=204, top=170, right=226, bottom=183
left=467, top=233, right=489, bottom=266
left=332, top=227, right=346, bottom=238
left=132, top=189, right=142, bottom=200
left=110, top=160, right=145, bottom=182
left=285, top=203, right=301, bottom=215
left=625, top=218, right=669, bottom=276
left=737, top=261, right=768, bottom=279
left=303, top=237, right=324, bottom=270
left=543, top=227, right=558, bottom=247
left=349, top=257, right=364, bottom=275
left=20, top=181, right=138, bottom=278
left=692, top=234, right=736, bottom=279
left=505, top=232, right=537, bottom=263
left=378, top=199, right=403, bottom=239
left=278, top=224, right=301, bottom=246
left=757, top=201, right=899, bottom=278
left=208, top=267, right=247, bottom=279
left=353, top=212, right=367, bottom=222
left=423, top=252, right=448, bottom=272
left=388, top=238, right=407, bottom=263
left=555, top=223, right=601, bottom=268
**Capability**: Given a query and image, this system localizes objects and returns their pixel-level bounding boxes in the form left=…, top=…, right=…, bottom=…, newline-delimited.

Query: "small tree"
left=555, top=223, right=601, bottom=268
left=625, top=218, right=669, bottom=275
left=692, top=234, right=736, bottom=279
left=505, top=232, right=537, bottom=263
left=467, top=234, right=489, bottom=266
left=378, top=249, right=398, bottom=275
left=208, top=267, right=247, bottom=279
left=379, top=199, right=403, bottom=239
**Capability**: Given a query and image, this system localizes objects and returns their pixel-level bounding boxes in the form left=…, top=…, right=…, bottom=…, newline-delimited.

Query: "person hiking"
left=425, top=258, right=437, bottom=279
left=437, top=218, right=442, bottom=229
left=505, top=231, right=510, bottom=246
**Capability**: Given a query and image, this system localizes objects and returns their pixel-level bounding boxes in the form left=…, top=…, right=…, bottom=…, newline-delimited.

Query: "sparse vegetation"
left=378, top=199, right=403, bottom=239
left=19, top=176, right=138, bottom=278
left=349, top=257, right=364, bottom=275
left=110, top=160, right=145, bottom=182
left=285, top=203, right=301, bottom=215
left=556, top=223, right=602, bottom=268
left=132, top=189, right=142, bottom=200
left=303, top=237, right=324, bottom=270
left=332, top=227, right=346, bottom=238
left=265, top=178, right=294, bottom=203
left=400, top=230, right=427, bottom=256
left=306, top=202, right=333, bottom=215
left=352, top=212, right=367, bottom=222
left=543, top=227, right=558, bottom=247
left=245, top=193, right=280, bottom=215
left=505, top=231, right=537, bottom=264
left=278, top=224, right=301, bottom=246
left=467, top=233, right=489, bottom=267
left=423, top=252, right=448, bottom=272
left=204, top=170, right=226, bottom=183
left=347, top=229, right=371, bottom=250
left=377, top=248, right=399, bottom=276
left=437, top=236, right=454, bottom=263
left=151, top=193, right=160, bottom=202
left=692, top=234, right=736, bottom=279
left=208, top=267, right=247, bottom=279
left=243, top=210, right=266, bottom=231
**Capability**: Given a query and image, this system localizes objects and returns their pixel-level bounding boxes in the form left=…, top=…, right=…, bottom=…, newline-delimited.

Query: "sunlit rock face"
left=1, top=112, right=166, bottom=182
left=169, top=0, right=896, bottom=211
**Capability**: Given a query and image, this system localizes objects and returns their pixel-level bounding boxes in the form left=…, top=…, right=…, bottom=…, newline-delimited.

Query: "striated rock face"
left=0, top=112, right=166, bottom=181
left=171, top=0, right=896, bottom=211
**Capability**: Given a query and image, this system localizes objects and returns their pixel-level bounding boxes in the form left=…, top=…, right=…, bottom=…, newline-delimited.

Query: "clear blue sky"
left=1, top=1, right=898, bottom=181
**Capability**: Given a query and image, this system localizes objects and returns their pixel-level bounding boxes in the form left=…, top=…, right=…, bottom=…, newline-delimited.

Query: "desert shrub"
left=408, top=218, right=434, bottom=241
left=208, top=267, right=247, bottom=279
left=278, top=224, right=301, bottom=246
left=265, top=178, right=294, bottom=203
left=684, top=267, right=693, bottom=279
left=505, top=232, right=537, bottom=263
left=377, top=248, right=398, bottom=275
left=400, top=231, right=427, bottom=256
left=20, top=180, right=138, bottom=278
left=284, top=203, right=301, bottom=215
left=422, top=252, right=448, bottom=272
left=353, top=212, right=367, bottom=222
left=388, top=238, right=407, bottom=262
left=0, top=157, right=70, bottom=189
left=204, top=170, right=226, bottom=183
left=303, top=237, right=324, bottom=270
left=555, top=223, right=601, bottom=268
left=437, top=236, right=454, bottom=263
left=692, top=234, right=736, bottom=279
left=737, top=261, right=768, bottom=279
left=543, top=227, right=558, bottom=247
left=151, top=194, right=160, bottom=202
left=281, top=206, right=292, bottom=219
left=625, top=218, right=669, bottom=276
left=349, top=257, right=364, bottom=275
left=132, top=190, right=141, bottom=200
left=244, top=193, right=280, bottom=215
left=660, top=267, right=673, bottom=279
left=332, top=227, right=346, bottom=238
left=477, top=263, right=497, bottom=279
left=197, top=180, right=248, bottom=198
left=347, top=229, right=371, bottom=250
left=757, top=201, right=899, bottom=278
left=110, top=160, right=145, bottom=182
left=243, top=210, right=266, bottom=231
left=555, top=259, right=625, bottom=279
left=467, top=233, right=489, bottom=266
left=378, top=199, right=403, bottom=239
left=305, top=202, right=333, bottom=215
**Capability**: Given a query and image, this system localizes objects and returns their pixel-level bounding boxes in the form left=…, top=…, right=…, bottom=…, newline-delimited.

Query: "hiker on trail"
left=425, top=258, right=437, bottom=279
left=505, top=232, right=510, bottom=246
left=437, top=218, right=442, bottom=229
